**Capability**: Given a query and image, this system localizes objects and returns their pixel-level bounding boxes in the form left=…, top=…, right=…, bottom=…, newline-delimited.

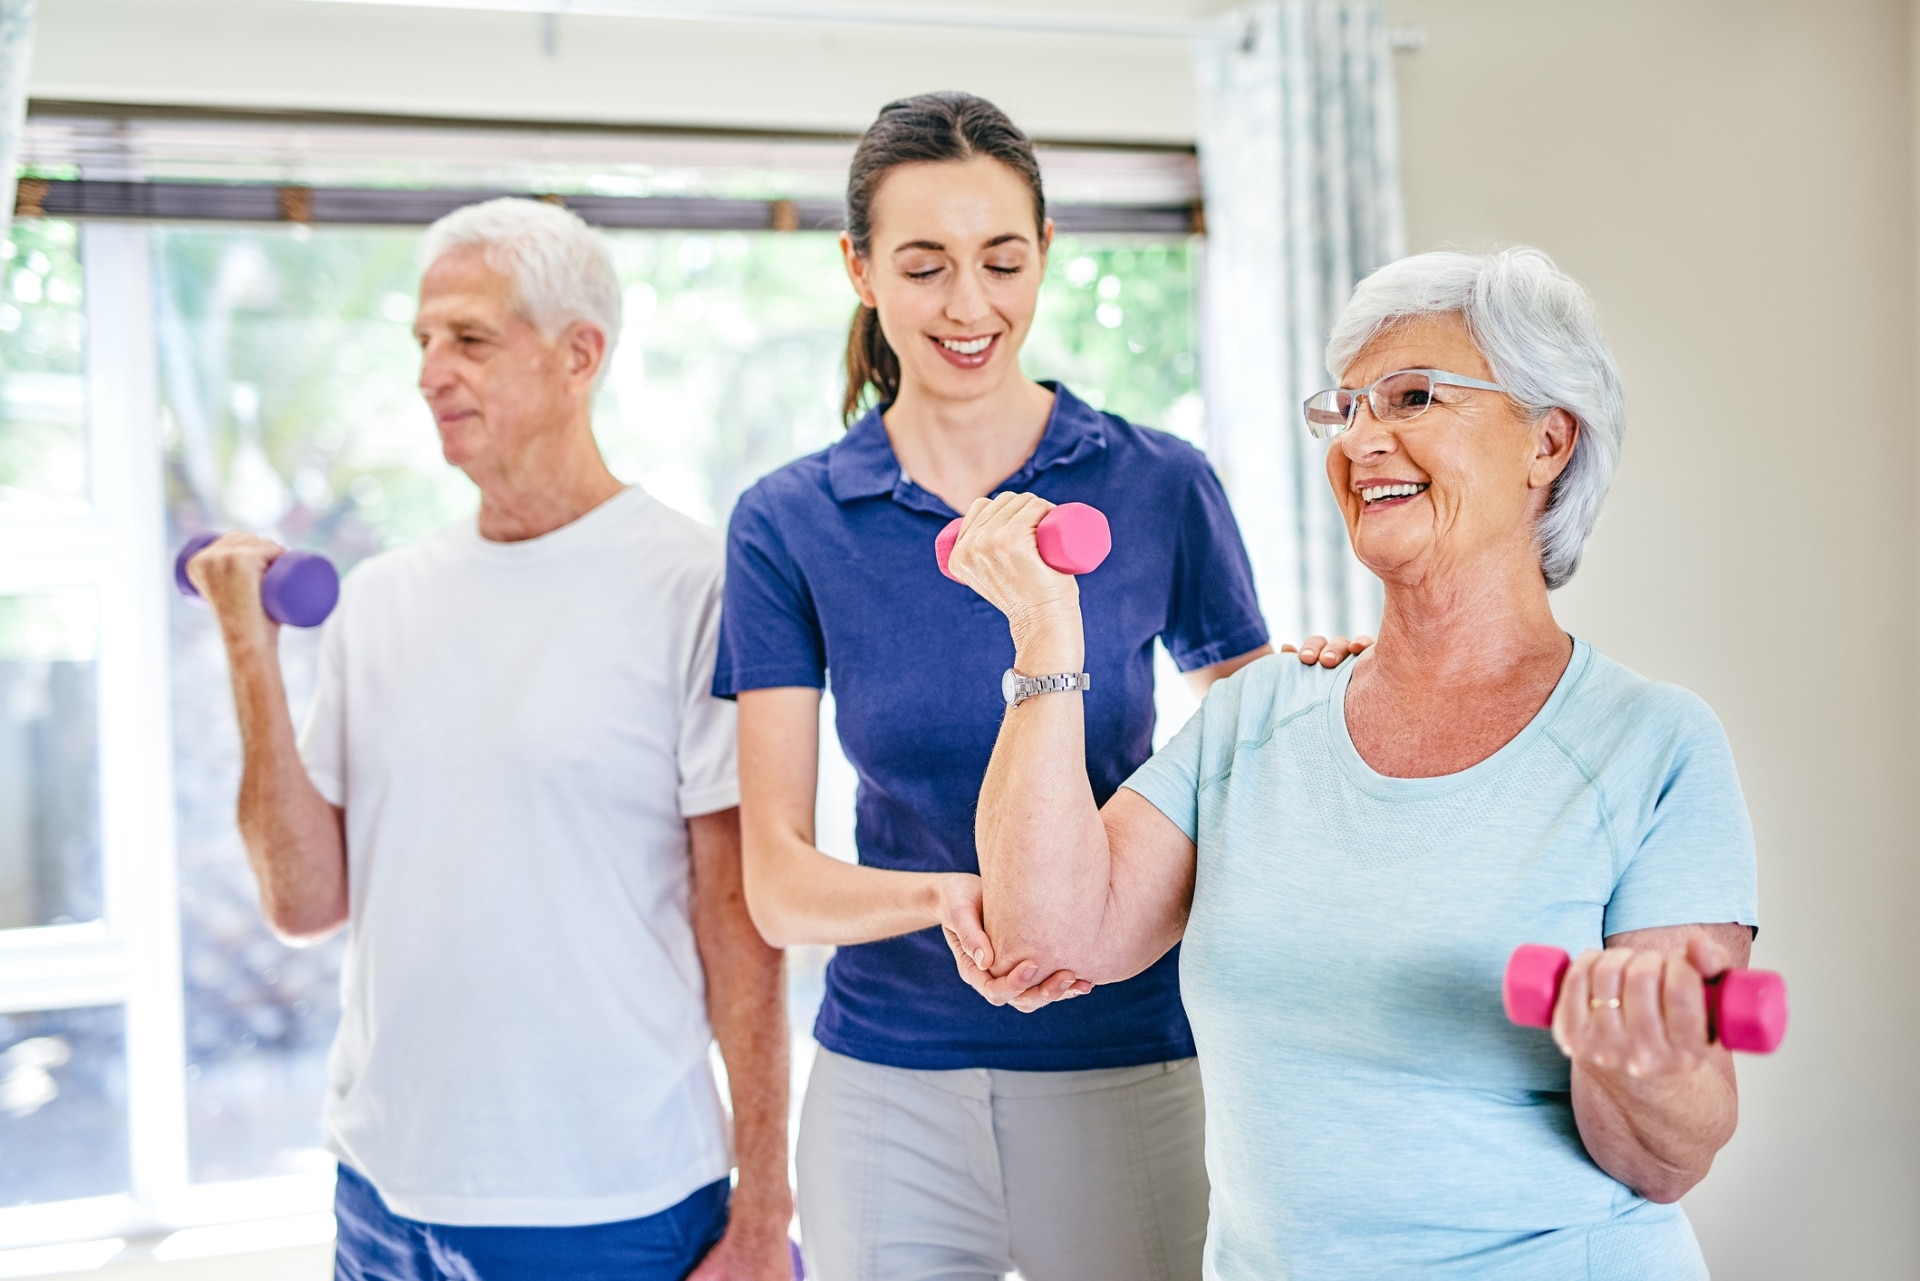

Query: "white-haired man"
left=187, top=198, right=792, bottom=1281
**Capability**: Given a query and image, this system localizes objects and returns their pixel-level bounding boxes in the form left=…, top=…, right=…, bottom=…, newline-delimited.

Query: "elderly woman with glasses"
left=942, top=247, right=1760, bottom=1278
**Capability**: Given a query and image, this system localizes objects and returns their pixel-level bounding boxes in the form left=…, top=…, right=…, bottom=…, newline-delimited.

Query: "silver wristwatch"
left=1002, top=668, right=1092, bottom=707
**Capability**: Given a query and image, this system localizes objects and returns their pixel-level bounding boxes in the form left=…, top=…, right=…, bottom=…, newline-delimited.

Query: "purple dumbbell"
left=175, top=532, right=340, bottom=628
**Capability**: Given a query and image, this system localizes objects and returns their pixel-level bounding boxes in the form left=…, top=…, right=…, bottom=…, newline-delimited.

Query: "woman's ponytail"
left=842, top=303, right=900, bottom=424
left=840, top=91, right=1045, bottom=425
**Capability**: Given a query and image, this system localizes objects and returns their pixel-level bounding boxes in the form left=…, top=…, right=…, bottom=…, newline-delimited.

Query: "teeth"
left=940, top=336, right=993, bottom=355
left=1360, top=483, right=1429, bottom=504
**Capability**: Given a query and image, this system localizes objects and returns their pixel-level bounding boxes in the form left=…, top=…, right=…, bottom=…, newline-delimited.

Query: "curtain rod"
left=296, top=0, right=1426, bottom=48
left=14, top=178, right=1199, bottom=235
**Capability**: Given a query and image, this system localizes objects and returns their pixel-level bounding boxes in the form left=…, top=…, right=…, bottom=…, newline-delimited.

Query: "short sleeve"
left=296, top=607, right=348, bottom=808
left=1120, top=696, right=1209, bottom=843
left=1161, top=454, right=1269, bottom=672
left=712, top=484, right=828, bottom=698
left=1603, top=692, right=1761, bottom=937
left=677, top=569, right=741, bottom=818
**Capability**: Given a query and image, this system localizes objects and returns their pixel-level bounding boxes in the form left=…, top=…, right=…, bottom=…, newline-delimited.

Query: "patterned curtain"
left=1193, top=3, right=1403, bottom=640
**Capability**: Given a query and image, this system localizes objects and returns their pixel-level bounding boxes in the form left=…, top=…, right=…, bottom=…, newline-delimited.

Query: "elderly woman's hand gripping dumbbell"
left=1506, top=935, right=1788, bottom=1065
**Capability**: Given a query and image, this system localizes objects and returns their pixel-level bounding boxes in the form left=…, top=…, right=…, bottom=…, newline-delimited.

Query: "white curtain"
left=0, top=0, right=31, bottom=242
left=1193, top=3, right=1403, bottom=640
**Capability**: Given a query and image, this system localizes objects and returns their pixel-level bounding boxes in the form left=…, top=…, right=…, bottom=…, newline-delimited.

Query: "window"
left=1, top=121, right=1205, bottom=1253
left=0, top=1006, right=128, bottom=1206
left=0, top=221, right=87, bottom=516
left=0, top=590, right=101, bottom=932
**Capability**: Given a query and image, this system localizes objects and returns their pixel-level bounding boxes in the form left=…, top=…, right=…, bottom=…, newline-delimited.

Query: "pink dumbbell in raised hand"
left=1503, top=943, right=1788, bottom=1054
left=935, top=501, right=1112, bottom=582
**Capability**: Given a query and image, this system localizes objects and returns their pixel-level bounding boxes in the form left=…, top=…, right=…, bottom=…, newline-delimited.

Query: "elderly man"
left=186, top=198, right=792, bottom=1281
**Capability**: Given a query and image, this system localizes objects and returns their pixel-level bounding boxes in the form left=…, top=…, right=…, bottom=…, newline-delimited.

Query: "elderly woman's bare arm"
left=974, top=695, right=1196, bottom=985
left=955, top=492, right=1197, bottom=986
left=1557, top=923, right=1753, bottom=1202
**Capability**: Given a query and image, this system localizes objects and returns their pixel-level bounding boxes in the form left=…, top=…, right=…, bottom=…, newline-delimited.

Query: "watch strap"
left=1006, top=670, right=1092, bottom=706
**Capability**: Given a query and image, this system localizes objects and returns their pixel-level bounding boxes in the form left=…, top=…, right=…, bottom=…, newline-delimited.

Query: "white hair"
left=418, top=197, right=622, bottom=362
left=1325, top=247, right=1625, bottom=590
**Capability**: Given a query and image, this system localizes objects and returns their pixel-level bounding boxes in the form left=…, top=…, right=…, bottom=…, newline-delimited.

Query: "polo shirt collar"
left=826, top=382, right=1110, bottom=512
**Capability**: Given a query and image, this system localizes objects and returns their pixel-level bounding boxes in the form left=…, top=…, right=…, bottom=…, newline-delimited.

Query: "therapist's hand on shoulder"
left=937, top=872, right=1092, bottom=1014
left=1282, top=634, right=1375, bottom=667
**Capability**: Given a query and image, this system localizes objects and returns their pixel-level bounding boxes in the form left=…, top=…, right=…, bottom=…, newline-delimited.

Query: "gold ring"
left=1589, top=996, right=1621, bottom=1010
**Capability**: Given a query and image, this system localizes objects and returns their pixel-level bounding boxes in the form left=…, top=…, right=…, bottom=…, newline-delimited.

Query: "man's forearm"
left=225, top=634, right=348, bottom=939
left=709, top=940, right=790, bottom=1205
left=689, top=809, right=793, bottom=1234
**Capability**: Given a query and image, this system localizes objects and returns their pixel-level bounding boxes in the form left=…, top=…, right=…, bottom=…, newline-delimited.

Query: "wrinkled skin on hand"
left=936, top=872, right=1092, bottom=1014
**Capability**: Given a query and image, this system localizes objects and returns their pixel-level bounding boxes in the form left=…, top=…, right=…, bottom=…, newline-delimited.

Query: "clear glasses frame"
left=1302, top=368, right=1507, bottom=440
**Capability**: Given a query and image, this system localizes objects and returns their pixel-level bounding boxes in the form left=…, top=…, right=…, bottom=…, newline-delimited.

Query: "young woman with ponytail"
left=714, top=92, right=1285, bottom=1279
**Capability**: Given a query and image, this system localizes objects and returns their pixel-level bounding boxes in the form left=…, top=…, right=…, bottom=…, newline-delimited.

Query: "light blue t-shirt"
left=1124, top=640, right=1759, bottom=1280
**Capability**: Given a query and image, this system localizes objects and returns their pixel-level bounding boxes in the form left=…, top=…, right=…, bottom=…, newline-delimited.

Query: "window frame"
left=0, top=223, right=333, bottom=1250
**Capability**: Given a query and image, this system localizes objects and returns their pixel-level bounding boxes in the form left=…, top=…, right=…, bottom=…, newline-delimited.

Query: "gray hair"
left=418, top=197, right=622, bottom=364
left=1325, top=247, right=1625, bottom=590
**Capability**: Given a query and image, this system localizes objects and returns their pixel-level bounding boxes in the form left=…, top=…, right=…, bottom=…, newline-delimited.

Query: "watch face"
left=1002, top=668, right=1021, bottom=705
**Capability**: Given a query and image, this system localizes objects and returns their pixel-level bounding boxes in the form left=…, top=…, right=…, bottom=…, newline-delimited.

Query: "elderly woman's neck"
left=1368, top=562, right=1568, bottom=687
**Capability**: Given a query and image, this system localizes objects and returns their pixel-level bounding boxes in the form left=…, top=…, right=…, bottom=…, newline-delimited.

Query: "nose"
left=945, top=265, right=993, bottom=327
left=1338, top=395, right=1398, bottom=462
left=418, top=337, right=454, bottom=399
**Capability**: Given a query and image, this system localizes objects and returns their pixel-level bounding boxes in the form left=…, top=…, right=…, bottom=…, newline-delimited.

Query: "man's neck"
left=470, top=425, right=626, bottom=543
left=881, top=377, right=1057, bottom=513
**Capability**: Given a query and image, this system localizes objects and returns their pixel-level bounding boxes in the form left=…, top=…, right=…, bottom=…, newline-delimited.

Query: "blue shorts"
left=333, top=1164, right=730, bottom=1281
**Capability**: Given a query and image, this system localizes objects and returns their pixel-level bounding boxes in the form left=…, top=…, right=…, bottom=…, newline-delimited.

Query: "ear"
left=1040, top=217, right=1055, bottom=256
left=1528, top=407, right=1580, bottom=491
left=563, top=321, right=608, bottom=388
left=841, top=232, right=878, bottom=308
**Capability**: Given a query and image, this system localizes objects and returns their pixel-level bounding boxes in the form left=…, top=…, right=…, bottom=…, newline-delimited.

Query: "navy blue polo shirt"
left=714, top=384, right=1268, bottom=1071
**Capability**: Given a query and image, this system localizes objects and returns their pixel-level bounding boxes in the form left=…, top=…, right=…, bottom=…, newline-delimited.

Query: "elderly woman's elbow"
left=986, top=919, right=1099, bottom=980
left=1634, top=1160, right=1712, bottom=1205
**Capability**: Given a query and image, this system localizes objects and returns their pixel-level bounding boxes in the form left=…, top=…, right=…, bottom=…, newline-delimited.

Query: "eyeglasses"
left=1302, top=369, right=1508, bottom=440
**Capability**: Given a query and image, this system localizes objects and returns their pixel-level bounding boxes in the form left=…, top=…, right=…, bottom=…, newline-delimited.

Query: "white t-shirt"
left=298, top=486, right=739, bottom=1227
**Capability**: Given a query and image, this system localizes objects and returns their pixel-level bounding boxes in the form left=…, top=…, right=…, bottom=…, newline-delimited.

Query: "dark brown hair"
left=841, top=91, right=1047, bottom=424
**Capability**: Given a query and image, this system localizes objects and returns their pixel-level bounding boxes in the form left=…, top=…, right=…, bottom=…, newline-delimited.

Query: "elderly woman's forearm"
left=975, top=684, right=1116, bottom=974
left=1572, top=1056, right=1739, bottom=1202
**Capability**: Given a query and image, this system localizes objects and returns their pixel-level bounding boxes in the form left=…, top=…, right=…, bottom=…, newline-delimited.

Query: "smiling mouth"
left=1359, top=482, right=1429, bottom=505
left=938, top=336, right=994, bottom=355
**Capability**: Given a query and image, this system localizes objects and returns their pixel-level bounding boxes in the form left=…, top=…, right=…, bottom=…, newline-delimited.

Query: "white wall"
left=1390, top=1, right=1920, bottom=1276
left=28, top=0, right=1208, bottom=143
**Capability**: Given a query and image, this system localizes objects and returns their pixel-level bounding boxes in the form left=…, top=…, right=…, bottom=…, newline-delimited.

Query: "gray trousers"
left=796, top=1047, right=1209, bottom=1281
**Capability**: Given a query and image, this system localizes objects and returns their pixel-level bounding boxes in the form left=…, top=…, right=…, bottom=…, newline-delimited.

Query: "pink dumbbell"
left=935, top=502, right=1111, bottom=582
left=1503, top=943, right=1788, bottom=1054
